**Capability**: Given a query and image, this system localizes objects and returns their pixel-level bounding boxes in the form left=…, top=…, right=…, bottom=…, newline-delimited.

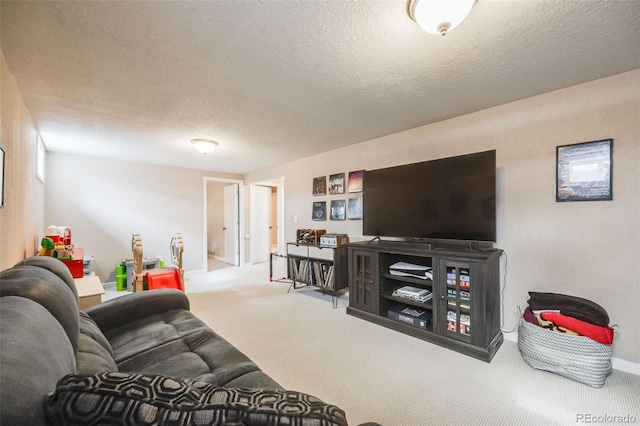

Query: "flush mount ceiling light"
left=408, top=0, right=476, bottom=36
left=191, top=139, right=219, bottom=156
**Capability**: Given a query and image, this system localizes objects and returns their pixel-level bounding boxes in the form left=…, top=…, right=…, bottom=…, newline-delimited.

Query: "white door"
left=223, top=184, right=239, bottom=266
left=250, top=185, right=272, bottom=264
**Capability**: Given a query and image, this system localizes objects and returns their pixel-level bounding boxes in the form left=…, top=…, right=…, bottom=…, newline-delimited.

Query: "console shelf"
left=347, top=241, right=503, bottom=362
left=381, top=293, right=433, bottom=310
left=286, top=242, right=348, bottom=308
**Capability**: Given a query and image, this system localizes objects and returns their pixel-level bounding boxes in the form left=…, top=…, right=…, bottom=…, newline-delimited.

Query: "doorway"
left=249, top=179, right=284, bottom=264
left=203, top=177, right=244, bottom=272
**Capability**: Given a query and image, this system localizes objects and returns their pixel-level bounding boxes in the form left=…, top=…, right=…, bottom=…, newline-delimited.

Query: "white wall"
left=245, top=70, right=640, bottom=364
left=45, top=154, right=242, bottom=281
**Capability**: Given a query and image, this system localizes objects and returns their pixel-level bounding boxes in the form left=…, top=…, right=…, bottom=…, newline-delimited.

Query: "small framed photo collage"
left=312, top=170, right=364, bottom=221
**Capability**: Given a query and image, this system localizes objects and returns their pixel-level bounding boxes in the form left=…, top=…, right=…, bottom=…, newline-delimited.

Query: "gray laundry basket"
left=518, top=319, right=613, bottom=388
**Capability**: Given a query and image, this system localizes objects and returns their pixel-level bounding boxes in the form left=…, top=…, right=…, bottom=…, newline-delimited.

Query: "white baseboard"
left=502, top=330, right=639, bottom=375
left=610, top=358, right=640, bottom=375
left=503, top=330, right=518, bottom=343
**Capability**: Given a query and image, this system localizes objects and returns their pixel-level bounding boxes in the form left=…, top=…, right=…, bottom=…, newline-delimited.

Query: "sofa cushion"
left=103, top=309, right=212, bottom=363
left=86, top=289, right=191, bottom=333
left=1, top=297, right=76, bottom=426
left=116, top=329, right=282, bottom=390
left=79, top=311, right=115, bottom=356
left=15, top=256, right=79, bottom=300
left=105, top=308, right=282, bottom=389
left=76, top=311, right=118, bottom=374
left=45, top=371, right=348, bottom=426
left=0, top=266, right=80, bottom=354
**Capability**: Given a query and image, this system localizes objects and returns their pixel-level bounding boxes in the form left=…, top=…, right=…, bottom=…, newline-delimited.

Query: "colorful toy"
left=131, top=232, right=184, bottom=292
left=45, top=225, right=72, bottom=246
left=43, top=225, right=74, bottom=258
left=39, top=237, right=55, bottom=256
left=52, top=242, right=73, bottom=260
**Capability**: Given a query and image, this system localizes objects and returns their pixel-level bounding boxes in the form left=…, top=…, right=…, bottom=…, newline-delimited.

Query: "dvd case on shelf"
left=447, top=311, right=471, bottom=336
left=392, top=285, right=433, bottom=302
left=388, top=305, right=432, bottom=329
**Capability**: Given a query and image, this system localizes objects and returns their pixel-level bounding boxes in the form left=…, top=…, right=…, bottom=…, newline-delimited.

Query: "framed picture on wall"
left=313, top=176, right=326, bottom=196
left=556, top=139, right=613, bottom=202
left=348, top=197, right=362, bottom=220
left=347, top=170, right=364, bottom=192
left=312, top=201, right=326, bottom=221
left=328, top=173, right=345, bottom=194
left=330, top=199, right=346, bottom=220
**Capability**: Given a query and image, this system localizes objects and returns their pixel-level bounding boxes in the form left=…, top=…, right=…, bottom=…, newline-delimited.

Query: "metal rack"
left=284, top=242, right=348, bottom=308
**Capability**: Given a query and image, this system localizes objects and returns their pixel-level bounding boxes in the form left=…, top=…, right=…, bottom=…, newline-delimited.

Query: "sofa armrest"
left=85, top=289, right=190, bottom=333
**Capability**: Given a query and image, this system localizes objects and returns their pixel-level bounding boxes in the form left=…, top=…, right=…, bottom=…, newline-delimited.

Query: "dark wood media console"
left=347, top=240, right=503, bottom=362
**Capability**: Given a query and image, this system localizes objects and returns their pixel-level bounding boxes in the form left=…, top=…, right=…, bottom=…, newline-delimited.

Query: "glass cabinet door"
left=444, top=263, right=472, bottom=342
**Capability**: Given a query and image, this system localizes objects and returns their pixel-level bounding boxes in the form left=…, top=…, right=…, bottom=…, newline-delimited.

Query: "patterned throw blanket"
left=45, top=371, right=348, bottom=426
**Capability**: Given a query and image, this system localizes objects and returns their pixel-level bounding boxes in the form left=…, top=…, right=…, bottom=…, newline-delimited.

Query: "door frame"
left=203, top=177, right=245, bottom=270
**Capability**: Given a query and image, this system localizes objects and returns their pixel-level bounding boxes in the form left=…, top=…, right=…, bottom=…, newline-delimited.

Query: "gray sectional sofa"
left=0, top=256, right=347, bottom=425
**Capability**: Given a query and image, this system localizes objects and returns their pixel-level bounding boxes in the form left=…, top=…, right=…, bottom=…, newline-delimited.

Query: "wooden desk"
left=74, top=275, right=105, bottom=309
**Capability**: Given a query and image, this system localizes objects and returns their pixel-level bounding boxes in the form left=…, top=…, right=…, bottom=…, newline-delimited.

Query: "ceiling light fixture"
left=408, top=0, right=476, bottom=36
left=191, top=138, right=219, bottom=156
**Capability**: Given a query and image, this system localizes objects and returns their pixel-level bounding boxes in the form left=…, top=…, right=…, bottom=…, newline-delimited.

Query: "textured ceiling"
left=1, top=0, right=639, bottom=174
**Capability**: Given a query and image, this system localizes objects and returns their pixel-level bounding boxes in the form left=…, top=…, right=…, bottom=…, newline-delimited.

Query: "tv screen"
left=363, top=150, right=496, bottom=243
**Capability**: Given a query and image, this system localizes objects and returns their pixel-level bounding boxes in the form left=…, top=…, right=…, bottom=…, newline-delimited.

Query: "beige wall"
left=45, top=153, right=242, bottom=281
left=0, top=52, right=45, bottom=270
left=246, top=70, right=640, bottom=364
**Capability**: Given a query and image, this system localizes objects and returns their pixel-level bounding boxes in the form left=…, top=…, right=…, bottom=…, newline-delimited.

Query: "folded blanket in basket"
left=523, top=308, right=579, bottom=336
left=527, top=292, right=609, bottom=327
left=540, top=312, right=614, bottom=345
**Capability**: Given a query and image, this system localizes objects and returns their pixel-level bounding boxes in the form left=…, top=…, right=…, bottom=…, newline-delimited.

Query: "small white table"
left=74, top=275, right=105, bottom=309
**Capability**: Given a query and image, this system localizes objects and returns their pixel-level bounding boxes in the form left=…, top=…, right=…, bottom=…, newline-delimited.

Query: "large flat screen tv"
left=363, top=150, right=496, bottom=243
